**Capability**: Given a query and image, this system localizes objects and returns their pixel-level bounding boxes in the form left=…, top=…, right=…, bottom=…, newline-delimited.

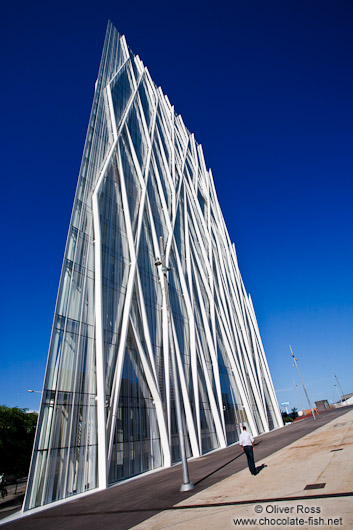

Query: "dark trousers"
left=243, top=445, right=257, bottom=475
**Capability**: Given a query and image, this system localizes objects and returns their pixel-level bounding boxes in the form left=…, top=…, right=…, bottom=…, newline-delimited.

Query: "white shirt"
left=239, top=430, right=254, bottom=447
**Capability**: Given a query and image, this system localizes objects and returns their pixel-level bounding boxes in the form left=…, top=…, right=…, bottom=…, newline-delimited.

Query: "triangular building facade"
left=24, top=21, right=282, bottom=511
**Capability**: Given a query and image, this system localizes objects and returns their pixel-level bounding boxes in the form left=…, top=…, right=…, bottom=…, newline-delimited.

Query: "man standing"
left=239, top=425, right=257, bottom=475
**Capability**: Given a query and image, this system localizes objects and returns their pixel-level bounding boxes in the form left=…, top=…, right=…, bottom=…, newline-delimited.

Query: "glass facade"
left=24, top=21, right=282, bottom=511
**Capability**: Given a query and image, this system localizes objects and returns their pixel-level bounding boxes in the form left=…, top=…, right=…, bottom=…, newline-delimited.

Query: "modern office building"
left=24, top=21, right=282, bottom=511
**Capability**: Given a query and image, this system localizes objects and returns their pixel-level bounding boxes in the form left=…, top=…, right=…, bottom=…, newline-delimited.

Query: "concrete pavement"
left=1, top=406, right=352, bottom=529
left=0, top=483, right=26, bottom=522
left=133, top=408, right=353, bottom=529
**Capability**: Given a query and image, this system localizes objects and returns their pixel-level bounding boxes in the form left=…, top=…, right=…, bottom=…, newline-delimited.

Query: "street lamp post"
left=333, top=373, right=344, bottom=400
left=293, top=380, right=305, bottom=413
left=289, top=345, right=316, bottom=420
left=156, top=236, right=194, bottom=492
left=334, top=384, right=341, bottom=404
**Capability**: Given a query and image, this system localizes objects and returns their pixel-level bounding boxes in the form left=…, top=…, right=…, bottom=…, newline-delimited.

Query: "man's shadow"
left=255, top=464, right=267, bottom=474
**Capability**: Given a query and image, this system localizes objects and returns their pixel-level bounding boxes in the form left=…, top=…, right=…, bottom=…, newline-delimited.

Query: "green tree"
left=0, top=405, right=38, bottom=477
left=291, top=407, right=298, bottom=419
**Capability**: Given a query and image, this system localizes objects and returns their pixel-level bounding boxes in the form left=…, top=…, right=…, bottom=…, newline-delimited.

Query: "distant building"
left=298, top=408, right=318, bottom=417
left=333, top=393, right=353, bottom=407
left=344, top=395, right=353, bottom=406
left=24, top=21, right=282, bottom=512
left=315, top=400, right=330, bottom=411
left=341, top=393, right=353, bottom=402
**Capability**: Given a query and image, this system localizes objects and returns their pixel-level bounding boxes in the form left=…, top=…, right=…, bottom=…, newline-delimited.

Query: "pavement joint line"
left=23, top=491, right=353, bottom=518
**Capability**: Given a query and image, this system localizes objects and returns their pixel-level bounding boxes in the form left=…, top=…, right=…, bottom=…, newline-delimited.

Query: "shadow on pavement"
left=193, top=452, right=243, bottom=486
left=255, top=463, right=267, bottom=474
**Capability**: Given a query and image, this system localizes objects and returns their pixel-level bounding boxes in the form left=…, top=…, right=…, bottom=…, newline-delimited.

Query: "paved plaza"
left=1, top=406, right=352, bottom=529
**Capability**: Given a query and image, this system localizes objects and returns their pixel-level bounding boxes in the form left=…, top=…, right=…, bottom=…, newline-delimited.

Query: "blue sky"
left=1, top=0, right=352, bottom=413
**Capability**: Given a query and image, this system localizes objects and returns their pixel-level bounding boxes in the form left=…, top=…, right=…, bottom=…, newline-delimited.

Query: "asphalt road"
left=2, top=406, right=352, bottom=530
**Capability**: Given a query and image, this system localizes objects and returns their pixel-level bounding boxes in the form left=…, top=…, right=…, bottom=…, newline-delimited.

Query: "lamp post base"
left=180, top=482, right=195, bottom=492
